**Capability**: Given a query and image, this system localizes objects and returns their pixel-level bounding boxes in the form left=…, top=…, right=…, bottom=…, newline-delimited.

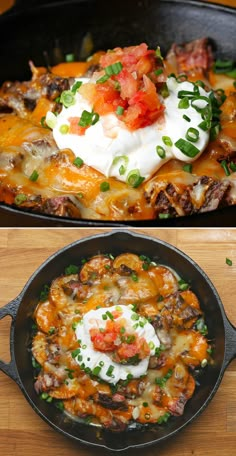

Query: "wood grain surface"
left=0, top=228, right=236, bottom=456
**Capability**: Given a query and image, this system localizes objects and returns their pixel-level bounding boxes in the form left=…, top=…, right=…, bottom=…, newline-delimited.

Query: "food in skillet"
left=31, top=253, right=211, bottom=430
left=0, top=38, right=235, bottom=221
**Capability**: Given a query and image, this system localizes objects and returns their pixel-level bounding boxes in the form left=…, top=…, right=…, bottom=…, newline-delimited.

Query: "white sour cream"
left=50, top=77, right=211, bottom=182
left=75, top=305, right=160, bottom=384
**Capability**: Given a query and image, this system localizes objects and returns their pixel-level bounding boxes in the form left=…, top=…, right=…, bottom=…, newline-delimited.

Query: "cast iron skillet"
left=0, top=230, right=236, bottom=451
left=0, top=0, right=236, bottom=227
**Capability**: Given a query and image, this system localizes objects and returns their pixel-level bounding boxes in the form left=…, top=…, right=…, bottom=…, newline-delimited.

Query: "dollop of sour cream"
left=75, top=305, right=160, bottom=384
left=49, top=77, right=211, bottom=182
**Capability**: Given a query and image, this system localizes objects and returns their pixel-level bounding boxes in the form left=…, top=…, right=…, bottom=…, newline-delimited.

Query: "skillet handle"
left=0, top=296, right=22, bottom=385
left=224, top=316, right=236, bottom=367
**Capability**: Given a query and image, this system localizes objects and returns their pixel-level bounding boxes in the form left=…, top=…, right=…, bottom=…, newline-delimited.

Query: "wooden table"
left=0, top=228, right=236, bottom=456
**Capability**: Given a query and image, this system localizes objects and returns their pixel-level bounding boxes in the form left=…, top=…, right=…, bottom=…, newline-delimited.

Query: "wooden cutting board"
left=0, top=228, right=236, bottom=456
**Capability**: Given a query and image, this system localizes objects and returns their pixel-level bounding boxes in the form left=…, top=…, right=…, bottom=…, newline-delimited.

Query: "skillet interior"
left=0, top=0, right=236, bottom=226
left=12, top=230, right=227, bottom=450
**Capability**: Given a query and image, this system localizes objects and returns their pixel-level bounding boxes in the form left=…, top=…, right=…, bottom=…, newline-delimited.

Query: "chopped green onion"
left=65, top=264, right=79, bottom=275
left=220, top=159, right=230, bottom=176
left=131, top=273, right=138, bottom=282
left=114, top=80, right=121, bottom=91
left=230, top=162, right=236, bottom=172
left=39, top=284, right=50, bottom=302
left=226, top=257, right=233, bottom=266
left=176, top=73, right=188, bottom=82
left=126, top=169, right=145, bottom=188
left=210, top=123, right=220, bottom=141
left=178, top=278, right=189, bottom=291
left=198, top=119, right=211, bottom=131
left=213, top=59, right=234, bottom=74
left=96, top=74, right=110, bottom=84
left=216, top=88, right=227, bottom=104
left=59, top=124, right=69, bottom=134
left=182, top=164, right=192, bottom=173
left=79, top=110, right=100, bottom=127
left=191, top=96, right=209, bottom=113
left=154, top=68, right=163, bottom=76
left=105, top=61, right=123, bottom=76
left=155, top=47, right=163, bottom=61
left=183, top=114, right=191, bottom=122
left=178, top=97, right=190, bottom=109
left=143, top=402, right=149, bottom=407
left=126, top=335, right=135, bottom=344
left=100, top=181, right=110, bottom=192
left=71, top=80, right=83, bottom=94
left=131, top=313, right=139, bottom=321
left=32, top=356, right=41, bottom=369
left=178, top=89, right=195, bottom=99
left=60, top=90, right=76, bottom=108
left=106, top=365, right=114, bottom=377
left=185, top=127, right=199, bottom=143
left=168, top=73, right=177, bottom=79
left=92, top=366, right=102, bottom=376
left=226, top=69, right=236, bottom=78
left=65, top=53, right=75, bottom=62
left=126, top=373, right=133, bottom=381
left=156, top=145, right=166, bottom=159
left=14, top=193, right=27, bottom=205
left=29, top=170, right=39, bottom=182
left=155, top=369, right=173, bottom=387
left=112, top=155, right=129, bottom=175
left=99, top=361, right=105, bottom=367
left=195, top=80, right=205, bottom=88
left=195, top=318, right=208, bottom=336
left=55, top=401, right=64, bottom=411
left=116, top=105, right=124, bottom=116
left=162, top=136, right=173, bottom=147
left=40, top=392, right=50, bottom=400
left=106, top=311, right=114, bottom=320
left=160, top=82, right=169, bottom=98
left=118, top=165, right=125, bottom=175
left=73, top=157, right=84, bottom=168
left=157, top=412, right=171, bottom=424
left=175, top=138, right=200, bottom=158
left=40, top=116, right=49, bottom=128
left=158, top=213, right=171, bottom=219
left=71, top=348, right=81, bottom=358
left=45, top=111, right=57, bottom=129
left=48, top=327, right=55, bottom=335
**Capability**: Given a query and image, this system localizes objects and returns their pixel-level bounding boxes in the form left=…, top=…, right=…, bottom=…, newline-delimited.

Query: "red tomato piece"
left=68, top=117, right=88, bottom=136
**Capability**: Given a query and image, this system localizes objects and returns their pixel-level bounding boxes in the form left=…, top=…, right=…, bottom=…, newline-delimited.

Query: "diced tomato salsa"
left=89, top=317, right=150, bottom=364
left=78, top=43, right=166, bottom=131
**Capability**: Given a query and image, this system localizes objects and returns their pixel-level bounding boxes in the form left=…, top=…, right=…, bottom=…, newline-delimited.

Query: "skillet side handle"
left=224, top=316, right=236, bottom=368
left=0, top=296, right=22, bottom=385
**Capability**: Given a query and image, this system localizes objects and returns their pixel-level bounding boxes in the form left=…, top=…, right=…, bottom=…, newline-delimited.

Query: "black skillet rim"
left=8, top=229, right=232, bottom=451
